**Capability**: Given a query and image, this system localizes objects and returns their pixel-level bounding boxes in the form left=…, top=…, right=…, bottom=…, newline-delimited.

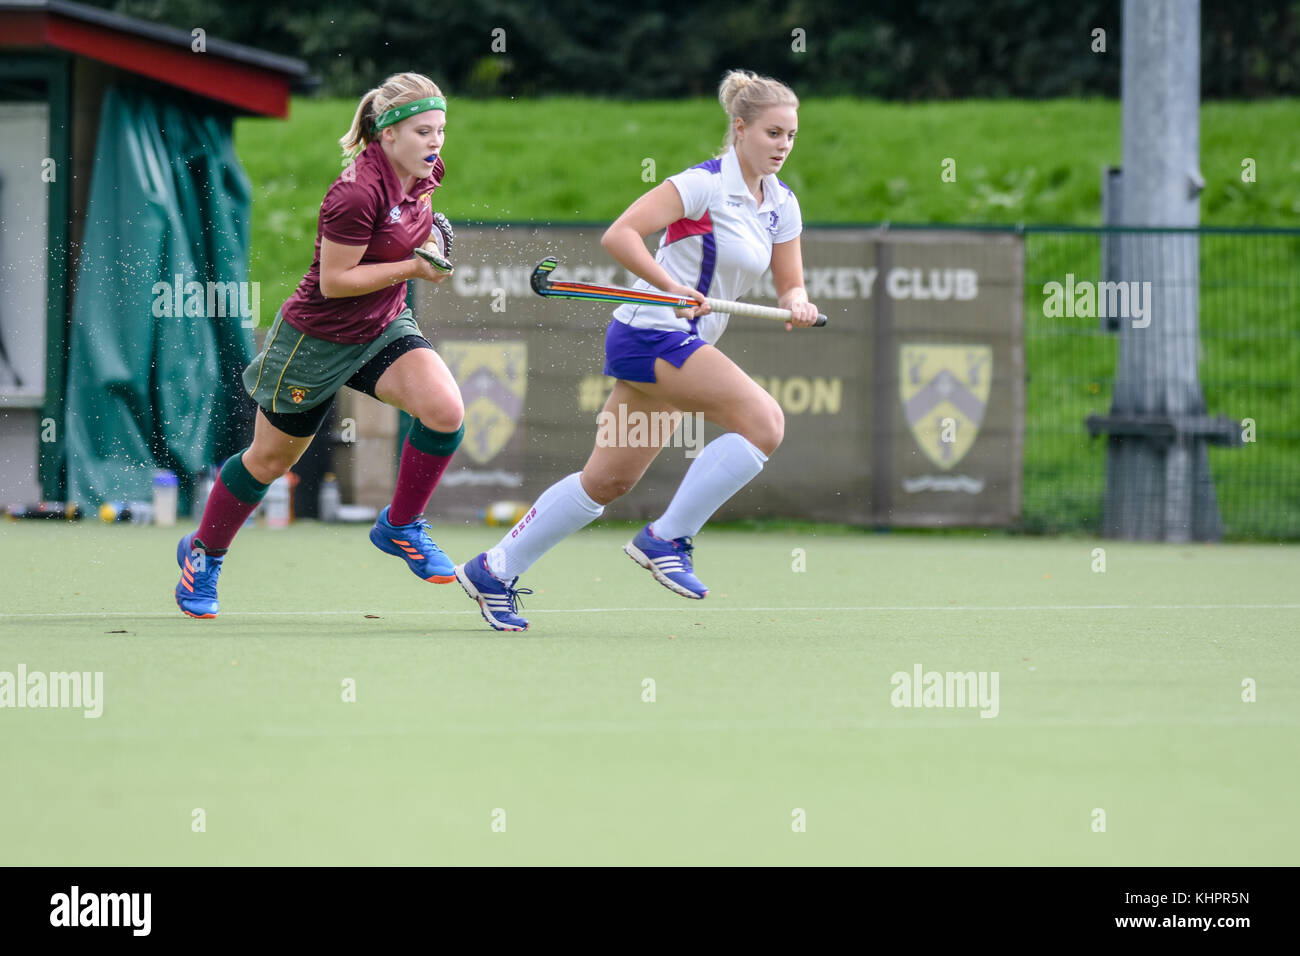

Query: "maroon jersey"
left=280, top=139, right=443, bottom=343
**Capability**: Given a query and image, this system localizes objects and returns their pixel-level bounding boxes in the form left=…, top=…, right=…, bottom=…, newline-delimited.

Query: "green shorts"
left=243, top=308, right=423, bottom=413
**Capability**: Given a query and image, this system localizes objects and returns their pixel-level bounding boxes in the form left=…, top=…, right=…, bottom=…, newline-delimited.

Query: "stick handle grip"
left=413, top=246, right=453, bottom=273
left=698, top=297, right=828, bottom=327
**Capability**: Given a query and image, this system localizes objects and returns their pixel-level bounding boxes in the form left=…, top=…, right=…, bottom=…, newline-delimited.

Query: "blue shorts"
left=603, top=320, right=708, bottom=383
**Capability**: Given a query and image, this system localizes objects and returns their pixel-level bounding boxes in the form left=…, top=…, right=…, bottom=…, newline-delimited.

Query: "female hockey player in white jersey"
left=456, top=69, right=820, bottom=631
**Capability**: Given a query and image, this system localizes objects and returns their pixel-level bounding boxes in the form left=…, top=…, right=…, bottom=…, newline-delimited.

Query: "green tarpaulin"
left=63, top=85, right=256, bottom=510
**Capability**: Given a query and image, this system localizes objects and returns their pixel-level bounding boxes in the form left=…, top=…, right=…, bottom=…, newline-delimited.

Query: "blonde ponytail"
left=339, top=72, right=444, bottom=161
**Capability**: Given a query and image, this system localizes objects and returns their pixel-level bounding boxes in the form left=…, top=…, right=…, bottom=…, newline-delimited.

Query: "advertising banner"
left=416, top=227, right=1023, bottom=526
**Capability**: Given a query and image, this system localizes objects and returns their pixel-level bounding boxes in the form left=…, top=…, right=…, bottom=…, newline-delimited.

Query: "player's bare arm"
left=319, top=237, right=445, bottom=298
left=602, top=181, right=708, bottom=318
left=770, top=235, right=820, bottom=330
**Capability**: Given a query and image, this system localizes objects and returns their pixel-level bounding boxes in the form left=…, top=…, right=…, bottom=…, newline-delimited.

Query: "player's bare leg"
left=372, top=347, right=464, bottom=432
left=243, top=409, right=318, bottom=483
left=629, top=344, right=783, bottom=454
left=621, top=346, right=783, bottom=598
left=579, top=379, right=681, bottom=504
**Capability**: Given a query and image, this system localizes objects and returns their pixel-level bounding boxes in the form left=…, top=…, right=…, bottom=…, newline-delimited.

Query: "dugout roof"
left=0, top=0, right=314, bottom=116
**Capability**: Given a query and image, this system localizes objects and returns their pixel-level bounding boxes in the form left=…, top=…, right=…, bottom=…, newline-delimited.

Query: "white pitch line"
left=1, top=603, right=1298, bottom=620
left=24, top=714, right=1300, bottom=740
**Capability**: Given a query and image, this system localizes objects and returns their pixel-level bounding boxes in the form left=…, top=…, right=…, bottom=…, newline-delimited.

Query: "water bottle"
left=264, top=475, right=291, bottom=529
left=319, top=472, right=341, bottom=523
left=153, top=469, right=178, bottom=527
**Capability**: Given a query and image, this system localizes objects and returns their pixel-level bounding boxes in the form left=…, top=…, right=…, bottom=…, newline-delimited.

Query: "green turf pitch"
left=1, top=521, right=1296, bottom=865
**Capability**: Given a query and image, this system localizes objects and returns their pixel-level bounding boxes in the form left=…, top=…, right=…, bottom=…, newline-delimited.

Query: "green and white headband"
left=373, top=96, right=447, bottom=131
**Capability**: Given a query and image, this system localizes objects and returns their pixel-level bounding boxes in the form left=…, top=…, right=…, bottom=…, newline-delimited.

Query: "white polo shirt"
left=611, top=146, right=803, bottom=343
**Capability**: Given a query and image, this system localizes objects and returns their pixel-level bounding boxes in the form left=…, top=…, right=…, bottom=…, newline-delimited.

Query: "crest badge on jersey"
left=288, top=386, right=309, bottom=405
left=440, top=341, right=528, bottom=464
left=389, top=205, right=402, bottom=223
left=768, top=211, right=779, bottom=236
left=899, top=344, right=992, bottom=469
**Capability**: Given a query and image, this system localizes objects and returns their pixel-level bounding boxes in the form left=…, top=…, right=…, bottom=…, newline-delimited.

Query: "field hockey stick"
left=530, top=257, right=828, bottom=327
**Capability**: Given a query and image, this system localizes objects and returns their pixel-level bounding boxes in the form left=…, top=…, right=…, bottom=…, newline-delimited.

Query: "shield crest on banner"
left=440, top=341, right=527, bottom=464
left=899, top=344, right=992, bottom=470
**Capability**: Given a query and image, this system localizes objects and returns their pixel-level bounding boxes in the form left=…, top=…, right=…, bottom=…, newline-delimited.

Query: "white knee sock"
left=486, top=472, right=604, bottom=580
left=650, top=433, right=767, bottom=541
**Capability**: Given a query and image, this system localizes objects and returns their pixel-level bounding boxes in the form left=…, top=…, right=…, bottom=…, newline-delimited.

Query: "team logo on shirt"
left=899, top=344, right=992, bottom=469
left=288, top=386, right=309, bottom=405
left=389, top=205, right=402, bottom=223
left=440, top=341, right=528, bottom=464
left=768, top=211, right=780, bottom=236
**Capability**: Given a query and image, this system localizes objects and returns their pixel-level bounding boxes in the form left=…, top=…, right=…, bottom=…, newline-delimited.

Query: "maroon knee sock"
left=196, top=475, right=261, bottom=552
left=388, top=437, right=454, bottom=525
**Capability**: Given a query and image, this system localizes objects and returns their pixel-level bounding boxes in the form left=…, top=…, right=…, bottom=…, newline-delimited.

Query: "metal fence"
left=394, top=222, right=1296, bottom=541
left=1018, top=225, right=1300, bottom=539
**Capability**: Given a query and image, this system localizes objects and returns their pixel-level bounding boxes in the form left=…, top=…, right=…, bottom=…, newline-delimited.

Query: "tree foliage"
left=93, top=0, right=1299, bottom=99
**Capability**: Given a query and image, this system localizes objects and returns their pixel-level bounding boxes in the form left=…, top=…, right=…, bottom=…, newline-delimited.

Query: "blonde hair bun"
left=718, top=70, right=758, bottom=114
left=716, top=69, right=798, bottom=155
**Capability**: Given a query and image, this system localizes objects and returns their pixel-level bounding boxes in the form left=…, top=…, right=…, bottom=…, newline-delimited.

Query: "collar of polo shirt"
left=373, top=96, right=447, bottom=131
left=721, top=146, right=790, bottom=211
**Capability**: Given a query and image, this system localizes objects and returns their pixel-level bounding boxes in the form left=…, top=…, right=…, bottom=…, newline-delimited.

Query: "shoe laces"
left=406, top=516, right=444, bottom=555
left=504, top=582, right=534, bottom=612
left=673, top=536, right=695, bottom=558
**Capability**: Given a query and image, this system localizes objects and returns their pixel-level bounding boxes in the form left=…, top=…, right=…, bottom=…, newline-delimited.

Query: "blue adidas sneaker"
left=624, top=525, right=708, bottom=599
left=455, top=552, right=532, bottom=632
left=175, top=532, right=224, bottom=618
left=370, top=506, right=456, bottom=583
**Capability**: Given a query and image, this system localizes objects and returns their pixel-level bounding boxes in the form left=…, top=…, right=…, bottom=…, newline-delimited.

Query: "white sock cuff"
left=649, top=432, right=767, bottom=542
left=488, top=473, right=604, bottom=581
left=713, top=433, right=767, bottom=482
left=565, top=472, right=605, bottom=516
left=731, top=433, right=768, bottom=466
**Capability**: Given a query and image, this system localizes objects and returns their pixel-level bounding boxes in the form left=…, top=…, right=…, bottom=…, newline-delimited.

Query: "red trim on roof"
left=0, top=9, right=293, bottom=117
left=2, top=11, right=46, bottom=44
